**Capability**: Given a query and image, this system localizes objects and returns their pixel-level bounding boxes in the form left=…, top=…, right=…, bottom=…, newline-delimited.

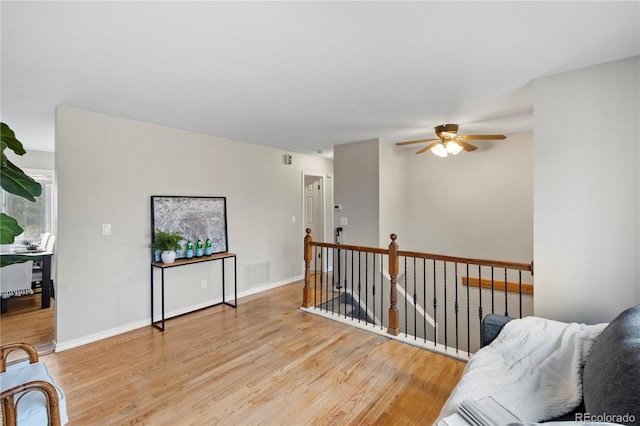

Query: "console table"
left=150, top=252, right=237, bottom=331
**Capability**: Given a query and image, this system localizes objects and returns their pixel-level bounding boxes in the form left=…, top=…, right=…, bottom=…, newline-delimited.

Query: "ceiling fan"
left=396, top=124, right=506, bottom=157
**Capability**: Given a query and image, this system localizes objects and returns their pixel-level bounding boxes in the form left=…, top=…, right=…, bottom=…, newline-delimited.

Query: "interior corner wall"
left=534, top=56, right=640, bottom=324
left=7, top=149, right=55, bottom=171
left=403, top=132, right=533, bottom=262
left=54, top=106, right=333, bottom=348
left=378, top=140, right=407, bottom=248
left=333, top=139, right=380, bottom=247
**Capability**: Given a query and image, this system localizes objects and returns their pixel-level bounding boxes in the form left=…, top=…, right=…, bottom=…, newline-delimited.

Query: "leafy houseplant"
left=150, top=230, right=184, bottom=264
left=0, top=123, right=42, bottom=267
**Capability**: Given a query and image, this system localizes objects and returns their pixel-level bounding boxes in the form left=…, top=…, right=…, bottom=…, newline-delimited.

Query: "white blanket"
left=0, top=261, right=34, bottom=298
left=438, top=316, right=607, bottom=423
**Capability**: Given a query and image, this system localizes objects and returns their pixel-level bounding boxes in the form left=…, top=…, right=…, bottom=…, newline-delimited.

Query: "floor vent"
left=245, top=262, right=270, bottom=288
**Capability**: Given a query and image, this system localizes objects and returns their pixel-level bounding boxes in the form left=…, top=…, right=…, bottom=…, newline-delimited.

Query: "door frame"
left=301, top=171, right=328, bottom=272
left=301, top=171, right=326, bottom=241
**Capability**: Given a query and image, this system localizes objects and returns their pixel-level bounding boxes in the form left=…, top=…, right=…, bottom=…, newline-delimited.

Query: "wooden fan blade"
left=396, top=138, right=439, bottom=146
left=415, top=141, right=440, bottom=154
left=457, top=140, right=477, bottom=152
left=460, top=134, right=507, bottom=141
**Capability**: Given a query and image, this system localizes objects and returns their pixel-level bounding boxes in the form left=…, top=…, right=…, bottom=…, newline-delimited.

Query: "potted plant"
left=0, top=123, right=42, bottom=267
left=150, top=230, right=184, bottom=264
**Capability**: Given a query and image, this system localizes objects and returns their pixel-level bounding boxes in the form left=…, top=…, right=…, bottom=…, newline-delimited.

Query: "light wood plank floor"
left=0, top=293, right=55, bottom=358
left=41, top=280, right=465, bottom=425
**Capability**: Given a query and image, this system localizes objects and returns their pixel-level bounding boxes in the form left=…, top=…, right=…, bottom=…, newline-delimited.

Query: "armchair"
left=0, top=342, right=68, bottom=426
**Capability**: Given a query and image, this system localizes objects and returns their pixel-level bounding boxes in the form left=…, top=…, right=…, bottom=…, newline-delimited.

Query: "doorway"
left=0, top=168, right=56, bottom=359
left=302, top=173, right=325, bottom=272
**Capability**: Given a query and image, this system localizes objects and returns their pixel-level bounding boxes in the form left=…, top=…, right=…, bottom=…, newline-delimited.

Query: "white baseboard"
left=54, top=275, right=303, bottom=352
left=237, top=275, right=303, bottom=299
left=54, top=318, right=151, bottom=352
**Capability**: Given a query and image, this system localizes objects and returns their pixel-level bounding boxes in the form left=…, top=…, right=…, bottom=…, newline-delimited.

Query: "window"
left=2, top=169, right=54, bottom=241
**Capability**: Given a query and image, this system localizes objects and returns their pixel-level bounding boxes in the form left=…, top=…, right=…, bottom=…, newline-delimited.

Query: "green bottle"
left=196, top=238, right=203, bottom=257
left=205, top=237, right=212, bottom=255
left=185, top=239, right=194, bottom=259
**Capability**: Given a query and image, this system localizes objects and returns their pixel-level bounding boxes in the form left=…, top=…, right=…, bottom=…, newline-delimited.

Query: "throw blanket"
left=0, top=261, right=34, bottom=299
left=438, top=317, right=606, bottom=422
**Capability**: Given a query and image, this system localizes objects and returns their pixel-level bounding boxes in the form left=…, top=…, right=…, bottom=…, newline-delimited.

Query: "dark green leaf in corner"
left=1, top=157, right=42, bottom=201
left=0, top=213, right=24, bottom=245
left=0, top=123, right=42, bottom=200
left=0, top=122, right=26, bottom=156
left=0, top=255, right=31, bottom=268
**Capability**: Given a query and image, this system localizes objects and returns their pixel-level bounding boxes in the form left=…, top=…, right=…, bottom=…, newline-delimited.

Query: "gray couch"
left=481, top=305, right=640, bottom=425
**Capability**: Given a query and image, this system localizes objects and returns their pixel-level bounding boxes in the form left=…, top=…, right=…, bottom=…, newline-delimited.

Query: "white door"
left=304, top=175, right=324, bottom=271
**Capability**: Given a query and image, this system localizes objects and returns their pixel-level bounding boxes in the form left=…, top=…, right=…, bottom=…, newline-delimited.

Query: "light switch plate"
left=102, top=224, right=111, bottom=236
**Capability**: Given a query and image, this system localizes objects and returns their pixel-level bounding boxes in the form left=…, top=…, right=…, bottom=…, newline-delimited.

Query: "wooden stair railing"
left=302, top=229, right=534, bottom=356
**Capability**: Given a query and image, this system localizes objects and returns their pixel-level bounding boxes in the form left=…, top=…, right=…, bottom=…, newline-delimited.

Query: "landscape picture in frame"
left=151, top=196, right=228, bottom=259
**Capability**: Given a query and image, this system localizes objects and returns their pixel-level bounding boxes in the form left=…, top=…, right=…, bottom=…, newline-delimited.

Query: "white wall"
left=378, top=140, right=407, bottom=248
left=55, top=106, right=333, bottom=348
left=404, top=132, right=534, bottom=263
left=333, top=139, right=380, bottom=247
left=534, top=56, right=640, bottom=324
left=7, top=149, right=55, bottom=171
left=333, top=138, right=408, bottom=249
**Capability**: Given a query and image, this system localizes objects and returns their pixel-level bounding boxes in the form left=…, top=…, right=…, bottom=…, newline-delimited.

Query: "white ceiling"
left=2, top=1, right=639, bottom=156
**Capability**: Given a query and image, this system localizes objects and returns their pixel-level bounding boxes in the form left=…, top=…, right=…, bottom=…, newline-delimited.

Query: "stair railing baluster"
left=413, top=257, right=417, bottom=340
left=357, top=251, right=362, bottom=322
left=365, top=252, right=369, bottom=325
left=466, top=263, right=470, bottom=354
left=314, top=246, right=318, bottom=308
left=491, top=266, right=495, bottom=314
left=372, top=253, right=376, bottom=326
left=519, top=270, right=523, bottom=318
left=478, top=265, right=483, bottom=339
left=443, top=260, right=447, bottom=349
left=433, top=259, right=437, bottom=346
left=423, top=259, right=427, bottom=344
left=454, top=262, right=459, bottom=354
left=351, top=250, right=355, bottom=321
left=403, top=256, right=408, bottom=337
left=326, top=247, right=331, bottom=314
left=343, top=249, right=348, bottom=318
left=380, top=255, right=384, bottom=330
left=504, top=268, right=509, bottom=317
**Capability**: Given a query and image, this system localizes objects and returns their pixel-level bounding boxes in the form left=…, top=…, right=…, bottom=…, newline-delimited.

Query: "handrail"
left=309, top=240, right=389, bottom=255
left=307, top=235, right=532, bottom=273
left=397, top=250, right=533, bottom=273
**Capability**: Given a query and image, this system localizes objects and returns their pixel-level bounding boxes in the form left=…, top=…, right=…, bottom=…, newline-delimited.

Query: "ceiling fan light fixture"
left=432, top=143, right=449, bottom=158
left=446, top=141, right=463, bottom=155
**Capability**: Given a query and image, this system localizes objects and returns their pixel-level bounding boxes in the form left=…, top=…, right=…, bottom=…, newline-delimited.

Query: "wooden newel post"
left=302, top=228, right=313, bottom=308
left=387, top=233, right=400, bottom=336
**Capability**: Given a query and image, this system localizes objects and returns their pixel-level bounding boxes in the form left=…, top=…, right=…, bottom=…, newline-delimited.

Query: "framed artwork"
left=151, top=196, right=228, bottom=258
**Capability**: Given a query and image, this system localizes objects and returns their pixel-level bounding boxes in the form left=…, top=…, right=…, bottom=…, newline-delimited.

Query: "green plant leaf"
left=0, top=213, right=24, bottom=244
left=0, top=255, right=31, bottom=268
left=0, top=122, right=26, bottom=156
left=0, top=157, right=42, bottom=201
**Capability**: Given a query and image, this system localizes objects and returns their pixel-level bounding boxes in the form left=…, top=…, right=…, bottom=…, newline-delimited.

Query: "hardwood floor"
left=0, top=293, right=55, bottom=359
left=41, top=280, right=465, bottom=425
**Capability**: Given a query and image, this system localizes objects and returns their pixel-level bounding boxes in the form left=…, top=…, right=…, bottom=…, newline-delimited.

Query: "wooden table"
left=150, top=252, right=237, bottom=331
